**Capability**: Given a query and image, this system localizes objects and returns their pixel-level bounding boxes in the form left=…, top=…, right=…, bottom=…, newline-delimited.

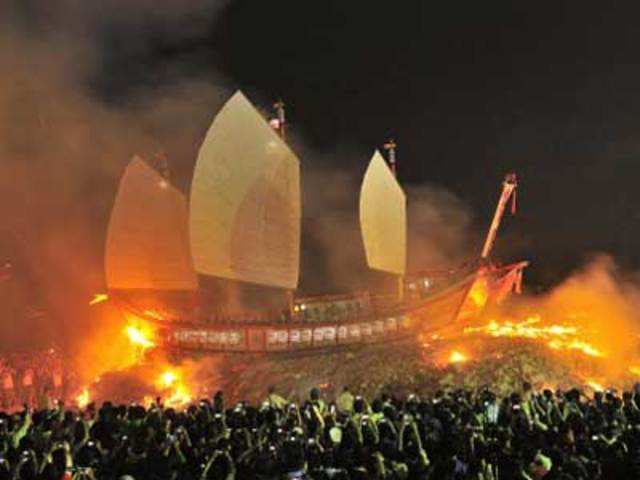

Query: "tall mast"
left=272, top=99, right=295, bottom=313
left=383, top=138, right=404, bottom=302
left=480, top=173, right=517, bottom=260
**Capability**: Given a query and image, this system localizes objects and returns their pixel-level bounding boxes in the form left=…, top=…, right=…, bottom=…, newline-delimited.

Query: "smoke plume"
left=0, top=1, right=231, bottom=350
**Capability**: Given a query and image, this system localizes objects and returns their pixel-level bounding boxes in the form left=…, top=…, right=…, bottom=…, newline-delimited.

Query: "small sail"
left=105, top=156, right=198, bottom=290
left=359, top=151, right=407, bottom=275
left=189, top=91, right=301, bottom=289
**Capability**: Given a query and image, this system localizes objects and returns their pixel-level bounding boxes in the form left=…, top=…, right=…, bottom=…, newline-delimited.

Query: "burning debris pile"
left=70, top=306, right=217, bottom=409
left=464, top=316, right=605, bottom=358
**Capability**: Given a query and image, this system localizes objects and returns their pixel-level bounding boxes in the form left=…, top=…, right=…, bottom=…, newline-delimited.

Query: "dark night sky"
left=91, top=0, right=640, bottom=287
left=5, top=0, right=640, bottom=297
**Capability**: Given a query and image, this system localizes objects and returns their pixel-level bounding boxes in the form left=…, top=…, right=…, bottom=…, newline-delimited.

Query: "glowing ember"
left=76, top=388, right=90, bottom=408
left=89, top=293, right=109, bottom=306
left=448, top=350, right=468, bottom=364
left=125, top=324, right=156, bottom=349
left=464, top=315, right=605, bottom=358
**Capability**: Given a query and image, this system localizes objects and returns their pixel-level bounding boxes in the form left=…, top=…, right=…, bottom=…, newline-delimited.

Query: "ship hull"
left=157, top=262, right=527, bottom=354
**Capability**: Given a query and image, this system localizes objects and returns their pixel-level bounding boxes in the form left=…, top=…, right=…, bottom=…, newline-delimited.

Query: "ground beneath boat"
left=205, top=335, right=612, bottom=404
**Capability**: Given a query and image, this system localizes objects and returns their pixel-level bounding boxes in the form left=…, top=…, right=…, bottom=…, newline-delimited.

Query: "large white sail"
left=359, top=150, right=407, bottom=276
left=105, top=156, right=198, bottom=290
left=189, top=91, right=301, bottom=289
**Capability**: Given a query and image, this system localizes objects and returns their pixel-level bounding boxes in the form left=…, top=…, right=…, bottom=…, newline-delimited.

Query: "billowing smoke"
left=473, top=255, right=640, bottom=387
left=0, top=1, right=231, bottom=350
left=405, top=185, right=476, bottom=272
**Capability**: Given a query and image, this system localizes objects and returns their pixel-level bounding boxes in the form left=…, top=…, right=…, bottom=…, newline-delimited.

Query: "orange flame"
left=76, top=388, right=90, bottom=408
left=468, top=279, right=489, bottom=308
left=547, top=339, right=604, bottom=358
left=448, top=350, right=469, bottom=364
left=89, top=293, right=109, bottom=306
left=155, top=368, right=192, bottom=408
left=585, top=379, right=604, bottom=392
left=125, top=324, right=156, bottom=350
left=143, top=309, right=165, bottom=321
left=464, top=315, right=605, bottom=358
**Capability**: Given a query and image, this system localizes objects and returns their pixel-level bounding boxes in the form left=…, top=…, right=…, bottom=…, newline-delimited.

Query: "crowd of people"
left=0, top=382, right=639, bottom=479
left=0, top=350, right=65, bottom=410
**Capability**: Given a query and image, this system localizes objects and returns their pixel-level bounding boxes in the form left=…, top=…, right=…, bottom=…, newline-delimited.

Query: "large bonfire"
left=71, top=306, right=206, bottom=409
left=72, top=256, right=640, bottom=407
left=427, top=256, right=640, bottom=394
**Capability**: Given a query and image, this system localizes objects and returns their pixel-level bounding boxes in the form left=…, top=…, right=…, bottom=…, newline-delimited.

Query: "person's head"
left=594, top=390, right=604, bottom=404
left=76, top=441, right=101, bottom=468
left=406, top=394, right=419, bottom=412
left=361, top=417, right=377, bottom=446
left=310, top=387, right=321, bottom=401
left=213, top=390, right=224, bottom=412
left=529, top=453, right=552, bottom=479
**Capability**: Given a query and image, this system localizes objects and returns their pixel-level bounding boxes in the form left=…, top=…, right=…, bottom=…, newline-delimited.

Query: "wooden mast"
left=272, top=99, right=295, bottom=315
left=481, top=173, right=517, bottom=260
left=383, top=138, right=404, bottom=302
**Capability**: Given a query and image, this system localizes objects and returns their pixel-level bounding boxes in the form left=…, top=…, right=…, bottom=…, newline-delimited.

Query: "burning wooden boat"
left=104, top=91, right=527, bottom=354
